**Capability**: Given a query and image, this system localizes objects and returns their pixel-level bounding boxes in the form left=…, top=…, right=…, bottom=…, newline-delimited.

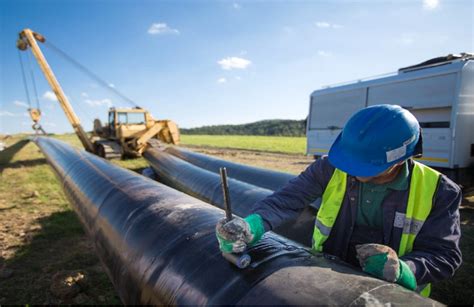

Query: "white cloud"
left=81, top=92, right=89, bottom=98
left=317, top=50, right=332, bottom=57
left=233, top=3, right=241, bottom=9
left=42, top=91, right=58, bottom=101
left=13, top=100, right=29, bottom=108
left=235, top=76, right=242, bottom=81
left=218, top=57, right=251, bottom=70
left=84, top=98, right=112, bottom=107
left=0, top=111, right=16, bottom=117
left=148, top=23, right=180, bottom=35
left=217, top=77, right=227, bottom=84
left=315, top=21, right=330, bottom=28
left=109, top=83, right=115, bottom=88
left=423, top=0, right=439, bottom=10
left=397, top=33, right=415, bottom=45
left=315, top=21, right=343, bottom=29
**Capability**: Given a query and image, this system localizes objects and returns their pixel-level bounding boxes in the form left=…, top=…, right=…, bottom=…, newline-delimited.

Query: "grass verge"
left=0, top=134, right=121, bottom=304
left=181, top=134, right=307, bottom=154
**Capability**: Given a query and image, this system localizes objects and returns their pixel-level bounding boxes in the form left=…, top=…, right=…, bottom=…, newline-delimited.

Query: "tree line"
left=180, top=119, right=306, bottom=136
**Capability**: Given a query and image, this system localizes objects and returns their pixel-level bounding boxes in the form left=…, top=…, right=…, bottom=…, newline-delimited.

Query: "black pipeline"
left=36, top=137, right=439, bottom=305
left=165, top=146, right=296, bottom=191
left=164, top=146, right=323, bottom=211
left=144, top=147, right=316, bottom=246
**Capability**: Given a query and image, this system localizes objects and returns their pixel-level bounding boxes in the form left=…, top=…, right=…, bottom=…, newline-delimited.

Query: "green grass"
left=180, top=134, right=307, bottom=154
left=0, top=134, right=121, bottom=304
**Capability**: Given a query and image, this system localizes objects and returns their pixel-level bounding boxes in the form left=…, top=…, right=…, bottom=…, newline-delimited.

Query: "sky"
left=0, top=0, right=473, bottom=134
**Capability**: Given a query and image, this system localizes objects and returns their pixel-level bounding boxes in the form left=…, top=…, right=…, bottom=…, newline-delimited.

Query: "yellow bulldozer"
left=17, top=28, right=180, bottom=159
left=92, top=107, right=179, bottom=158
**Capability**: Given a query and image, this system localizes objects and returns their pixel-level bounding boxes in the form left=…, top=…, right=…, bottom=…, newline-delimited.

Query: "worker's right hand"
left=216, top=213, right=265, bottom=253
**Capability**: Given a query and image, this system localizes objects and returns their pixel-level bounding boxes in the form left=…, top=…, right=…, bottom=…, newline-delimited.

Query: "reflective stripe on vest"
left=312, top=168, right=346, bottom=252
left=399, top=161, right=440, bottom=297
left=312, top=161, right=440, bottom=297
left=398, top=162, right=440, bottom=256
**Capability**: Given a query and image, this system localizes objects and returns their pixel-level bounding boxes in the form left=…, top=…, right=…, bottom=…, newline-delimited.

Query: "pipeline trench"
left=6, top=136, right=437, bottom=305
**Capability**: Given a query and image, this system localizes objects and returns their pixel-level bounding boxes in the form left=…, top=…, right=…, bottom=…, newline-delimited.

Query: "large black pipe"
left=164, top=146, right=323, bottom=214
left=165, top=146, right=296, bottom=191
left=144, top=147, right=316, bottom=246
left=36, top=137, right=439, bottom=305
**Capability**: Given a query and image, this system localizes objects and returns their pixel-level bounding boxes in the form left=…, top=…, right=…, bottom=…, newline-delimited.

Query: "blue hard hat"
left=328, top=104, right=421, bottom=177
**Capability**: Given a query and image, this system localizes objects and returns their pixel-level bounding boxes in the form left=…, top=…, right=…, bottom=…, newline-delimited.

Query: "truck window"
left=118, top=112, right=127, bottom=124
left=367, top=73, right=457, bottom=108
left=127, top=113, right=146, bottom=124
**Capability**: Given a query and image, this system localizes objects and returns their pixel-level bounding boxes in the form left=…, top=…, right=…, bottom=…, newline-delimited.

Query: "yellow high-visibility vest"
left=312, top=161, right=440, bottom=297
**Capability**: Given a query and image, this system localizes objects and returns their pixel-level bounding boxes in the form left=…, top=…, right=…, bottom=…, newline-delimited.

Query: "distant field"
left=180, top=134, right=307, bottom=154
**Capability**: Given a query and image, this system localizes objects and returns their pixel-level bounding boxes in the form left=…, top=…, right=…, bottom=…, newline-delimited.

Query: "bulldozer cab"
left=108, top=108, right=151, bottom=139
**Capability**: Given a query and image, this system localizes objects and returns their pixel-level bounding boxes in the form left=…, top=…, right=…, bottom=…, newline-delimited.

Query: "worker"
left=216, top=104, right=462, bottom=297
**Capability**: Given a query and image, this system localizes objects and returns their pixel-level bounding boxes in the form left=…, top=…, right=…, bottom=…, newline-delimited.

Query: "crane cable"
left=26, top=51, right=41, bottom=110
left=43, top=40, right=140, bottom=108
left=18, top=49, right=46, bottom=135
left=17, top=49, right=32, bottom=109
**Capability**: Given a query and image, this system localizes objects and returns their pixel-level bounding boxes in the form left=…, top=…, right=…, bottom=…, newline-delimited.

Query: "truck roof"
left=109, top=107, right=147, bottom=113
left=398, top=52, right=473, bottom=72
left=312, top=53, right=473, bottom=96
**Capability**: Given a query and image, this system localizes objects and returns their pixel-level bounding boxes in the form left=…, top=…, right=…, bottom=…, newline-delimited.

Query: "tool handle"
left=219, top=167, right=251, bottom=269
left=219, top=167, right=233, bottom=222
left=222, top=252, right=251, bottom=269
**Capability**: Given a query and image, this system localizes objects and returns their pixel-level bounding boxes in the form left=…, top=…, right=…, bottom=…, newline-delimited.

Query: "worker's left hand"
left=356, top=244, right=417, bottom=291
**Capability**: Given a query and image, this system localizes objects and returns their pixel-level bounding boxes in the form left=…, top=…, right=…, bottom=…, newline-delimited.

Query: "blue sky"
left=0, top=0, right=472, bottom=134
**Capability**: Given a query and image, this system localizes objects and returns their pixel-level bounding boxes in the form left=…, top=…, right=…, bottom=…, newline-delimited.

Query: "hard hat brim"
left=328, top=133, right=394, bottom=177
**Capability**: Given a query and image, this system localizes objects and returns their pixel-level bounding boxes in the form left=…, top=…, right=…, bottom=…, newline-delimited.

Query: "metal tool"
left=219, top=167, right=251, bottom=269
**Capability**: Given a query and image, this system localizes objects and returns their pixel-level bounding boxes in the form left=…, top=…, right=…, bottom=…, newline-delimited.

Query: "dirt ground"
left=1, top=138, right=473, bottom=304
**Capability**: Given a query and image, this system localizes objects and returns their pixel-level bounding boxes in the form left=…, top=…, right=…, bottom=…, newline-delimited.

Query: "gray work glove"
left=215, top=214, right=265, bottom=253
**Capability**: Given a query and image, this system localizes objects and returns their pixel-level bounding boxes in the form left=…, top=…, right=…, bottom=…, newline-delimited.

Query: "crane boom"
left=17, top=29, right=95, bottom=153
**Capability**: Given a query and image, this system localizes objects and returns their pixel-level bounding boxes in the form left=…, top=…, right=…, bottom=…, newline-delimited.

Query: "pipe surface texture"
left=144, top=148, right=316, bottom=246
left=165, top=146, right=296, bottom=191
left=36, top=137, right=440, bottom=305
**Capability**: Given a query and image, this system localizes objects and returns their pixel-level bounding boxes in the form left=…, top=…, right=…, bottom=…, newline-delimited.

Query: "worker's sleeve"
left=251, top=156, right=333, bottom=231
left=400, top=176, right=463, bottom=285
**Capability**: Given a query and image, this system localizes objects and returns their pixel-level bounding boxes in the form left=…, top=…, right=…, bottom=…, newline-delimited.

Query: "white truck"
left=306, top=53, right=474, bottom=170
